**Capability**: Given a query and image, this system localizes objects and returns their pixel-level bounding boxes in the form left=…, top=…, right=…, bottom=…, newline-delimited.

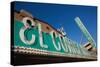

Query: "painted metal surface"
left=14, top=19, right=96, bottom=59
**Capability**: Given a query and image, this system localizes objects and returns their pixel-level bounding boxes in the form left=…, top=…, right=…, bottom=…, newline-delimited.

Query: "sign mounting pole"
left=74, top=17, right=96, bottom=48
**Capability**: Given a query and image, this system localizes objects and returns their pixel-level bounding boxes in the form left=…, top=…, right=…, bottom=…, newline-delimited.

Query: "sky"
left=14, top=1, right=97, bottom=47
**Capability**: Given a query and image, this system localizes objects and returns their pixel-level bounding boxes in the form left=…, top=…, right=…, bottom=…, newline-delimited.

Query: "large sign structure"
left=13, top=10, right=96, bottom=59
left=11, top=1, right=97, bottom=66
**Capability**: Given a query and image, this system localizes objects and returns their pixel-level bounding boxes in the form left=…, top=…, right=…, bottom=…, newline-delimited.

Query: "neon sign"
left=14, top=15, right=96, bottom=59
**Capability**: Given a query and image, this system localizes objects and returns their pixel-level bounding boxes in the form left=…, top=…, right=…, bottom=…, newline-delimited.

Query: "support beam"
left=74, top=17, right=96, bottom=48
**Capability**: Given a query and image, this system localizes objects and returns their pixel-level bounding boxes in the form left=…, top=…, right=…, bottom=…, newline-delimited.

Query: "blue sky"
left=14, top=1, right=97, bottom=47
